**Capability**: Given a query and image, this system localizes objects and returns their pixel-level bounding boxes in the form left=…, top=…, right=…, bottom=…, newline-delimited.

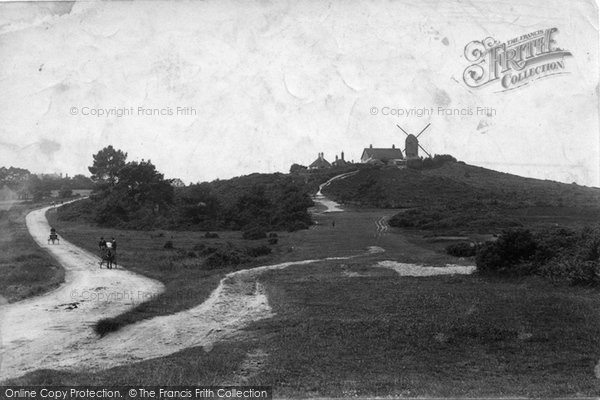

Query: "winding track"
left=0, top=192, right=365, bottom=381
left=312, top=170, right=358, bottom=212
left=0, top=205, right=164, bottom=380
left=1, top=186, right=472, bottom=381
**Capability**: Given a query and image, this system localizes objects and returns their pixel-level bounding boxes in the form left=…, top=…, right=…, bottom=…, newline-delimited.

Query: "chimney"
left=341, top=151, right=345, bottom=161
left=369, top=144, right=373, bottom=149
left=335, top=155, right=339, bottom=161
left=392, top=144, right=395, bottom=149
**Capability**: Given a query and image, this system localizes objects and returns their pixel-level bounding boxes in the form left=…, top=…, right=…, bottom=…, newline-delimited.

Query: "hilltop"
left=322, top=161, right=600, bottom=233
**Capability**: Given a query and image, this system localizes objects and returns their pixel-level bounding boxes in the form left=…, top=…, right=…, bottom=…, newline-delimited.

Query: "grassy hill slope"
left=323, top=162, right=600, bottom=233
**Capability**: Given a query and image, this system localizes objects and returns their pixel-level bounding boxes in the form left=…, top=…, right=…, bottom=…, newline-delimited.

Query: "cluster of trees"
left=405, top=154, right=458, bottom=170
left=175, top=175, right=314, bottom=232
left=76, top=146, right=175, bottom=228
left=0, top=166, right=93, bottom=201
left=59, top=146, right=315, bottom=232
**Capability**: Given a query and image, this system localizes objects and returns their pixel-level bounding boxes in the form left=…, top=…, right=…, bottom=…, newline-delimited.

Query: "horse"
left=48, top=233, right=59, bottom=245
left=99, top=248, right=116, bottom=269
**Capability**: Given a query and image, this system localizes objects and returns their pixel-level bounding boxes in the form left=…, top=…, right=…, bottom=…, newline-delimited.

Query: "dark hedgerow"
left=475, top=228, right=537, bottom=275
left=245, top=245, right=272, bottom=257
left=476, top=226, right=600, bottom=285
left=204, top=249, right=250, bottom=269
left=58, top=148, right=315, bottom=232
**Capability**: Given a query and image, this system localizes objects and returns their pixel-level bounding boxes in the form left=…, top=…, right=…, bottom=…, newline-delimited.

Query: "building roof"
left=361, top=147, right=404, bottom=162
left=309, top=153, right=331, bottom=168
left=332, top=159, right=348, bottom=167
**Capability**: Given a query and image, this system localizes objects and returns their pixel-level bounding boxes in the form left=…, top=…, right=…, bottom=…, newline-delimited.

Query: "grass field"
left=248, top=263, right=600, bottom=397
left=7, top=200, right=597, bottom=396
left=45, top=212, right=295, bottom=333
left=0, top=202, right=64, bottom=303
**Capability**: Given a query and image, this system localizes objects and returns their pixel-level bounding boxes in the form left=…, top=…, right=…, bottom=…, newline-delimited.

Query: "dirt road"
left=0, top=203, right=368, bottom=380
left=1, top=194, right=473, bottom=381
left=0, top=205, right=164, bottom=381
left=313, top=171, right=358, bottom=212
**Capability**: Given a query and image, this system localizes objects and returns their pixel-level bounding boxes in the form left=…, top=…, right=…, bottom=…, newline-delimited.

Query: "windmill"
left=396, top=123, right=432, bottom=159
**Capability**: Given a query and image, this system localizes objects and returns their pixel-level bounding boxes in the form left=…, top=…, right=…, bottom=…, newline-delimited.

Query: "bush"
left=577, top=226, right=600, bottom=261
left=246, top=245, right=272, bottom=257
left=242, top=226, right=268, bottom=240
left=406, top=158, right=423, bottom=170
left=388, top=214, right=415, bottom=228
left=94, top=318, right=121, bottom=337
left=197, top=246, right=218, bottom=256
left=204, top=249, right=249, bottom=269
left=532, top=227, right=578, bottom=263
left=286, top=221, right=309, bottom=232
left=476, top=229, right=537, bottom=275
left=268, top=237, right=279, bottom=245
left=163, top=240, right=174, bottom=249
left=59, top=187, right=73, bottom=198
left=446, top=242, right=479, bottom=257
left=204, top=232, right=219, bottom=239
left=539, top=259, right=600, bottom=285
left=475, top=226, right=600, bottom=284
left=268, top=232, right=278, bottom=238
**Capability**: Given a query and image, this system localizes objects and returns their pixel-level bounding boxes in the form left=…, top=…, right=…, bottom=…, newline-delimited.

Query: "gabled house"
left=360, top=144, right=404, bottom=165
left=309, top=152, right=331, bottom=169
left=332, top=151, right=348, bottom=167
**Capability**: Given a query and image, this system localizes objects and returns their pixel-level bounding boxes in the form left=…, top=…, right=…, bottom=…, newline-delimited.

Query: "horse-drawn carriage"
left=48, top=231, right=59, bottom=244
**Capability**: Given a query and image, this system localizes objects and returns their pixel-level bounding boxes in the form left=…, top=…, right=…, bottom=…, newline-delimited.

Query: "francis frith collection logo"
left=463, top=28, right=572, bottom=91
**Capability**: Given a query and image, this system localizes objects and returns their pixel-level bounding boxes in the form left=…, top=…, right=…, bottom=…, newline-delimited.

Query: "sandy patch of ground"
left=24, top=255, right=367, bottom=375
left=376, top=261, right=476, bottom=276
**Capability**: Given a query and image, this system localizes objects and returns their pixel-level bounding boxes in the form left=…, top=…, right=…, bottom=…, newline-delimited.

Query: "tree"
left=233, top=185, right=272, bottom=228
left=25, top=175, right=49, bottom=202
left=1, top=167, right=31, bottom=188
left=290, top=163, right=308, bottom=174
left=59, top=187, right=73, bottom=198
left=71, top=174, right=94, bottom=189
left=88, top=146, right=128, bottom=186
left=116, top=160, right=174, bottom=212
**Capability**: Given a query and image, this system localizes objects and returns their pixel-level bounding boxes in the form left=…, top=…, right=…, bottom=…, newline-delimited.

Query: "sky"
left=0, top=0, right=598, bottom=186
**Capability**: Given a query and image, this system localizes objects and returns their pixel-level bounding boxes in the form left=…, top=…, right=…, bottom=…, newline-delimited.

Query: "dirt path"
left=313, top=171, right=358, bottom=213
left=1, top=191, right=474, bottom=381
left=0, top=203, right=371, bottom=380
left=374, top=216, right=390, bottom=238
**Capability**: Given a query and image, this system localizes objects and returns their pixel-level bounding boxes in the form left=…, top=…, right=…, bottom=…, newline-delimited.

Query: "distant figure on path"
left=48, top=227, right=59, bottom=244
left=99, top=237, right=107, bottom=250
left=332, top=220, right=335, bottom=228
